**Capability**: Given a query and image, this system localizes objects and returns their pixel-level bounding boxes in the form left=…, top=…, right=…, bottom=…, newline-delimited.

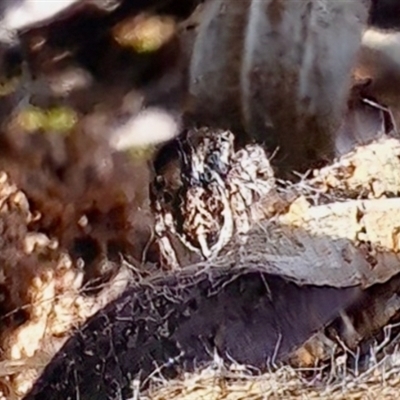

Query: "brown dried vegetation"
left=2, top=1, right=400, bottom=400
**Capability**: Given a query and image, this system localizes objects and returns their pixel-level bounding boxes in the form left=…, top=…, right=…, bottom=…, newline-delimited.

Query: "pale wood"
left=217, top=137, right=400, bottom=289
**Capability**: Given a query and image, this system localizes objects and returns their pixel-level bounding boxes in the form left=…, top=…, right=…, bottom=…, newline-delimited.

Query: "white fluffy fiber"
left=1, top=0, right=80, bottom=32
left=109, top=107, right=181, bottom=150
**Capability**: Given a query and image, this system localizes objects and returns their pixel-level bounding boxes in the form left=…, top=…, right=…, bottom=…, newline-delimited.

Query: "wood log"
left=23, top=268, right=360, bottom=400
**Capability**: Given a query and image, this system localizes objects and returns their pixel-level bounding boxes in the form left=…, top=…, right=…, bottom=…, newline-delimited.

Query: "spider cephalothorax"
left=153, top=128, right=275, bottom=268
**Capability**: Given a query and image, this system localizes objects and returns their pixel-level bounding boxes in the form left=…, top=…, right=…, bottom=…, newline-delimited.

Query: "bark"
left=24, top=268, right=360, bottom=400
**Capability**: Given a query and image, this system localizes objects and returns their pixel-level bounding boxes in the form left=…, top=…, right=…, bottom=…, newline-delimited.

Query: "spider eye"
left=201, top=169, right=214, bottom=183
left=208, top=154, right=228, bottom=176
left=207, top=153, right=220, bottom=167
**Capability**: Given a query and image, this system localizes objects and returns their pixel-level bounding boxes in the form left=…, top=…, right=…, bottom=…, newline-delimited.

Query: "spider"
left=153, top=128, right=275, bottom=268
